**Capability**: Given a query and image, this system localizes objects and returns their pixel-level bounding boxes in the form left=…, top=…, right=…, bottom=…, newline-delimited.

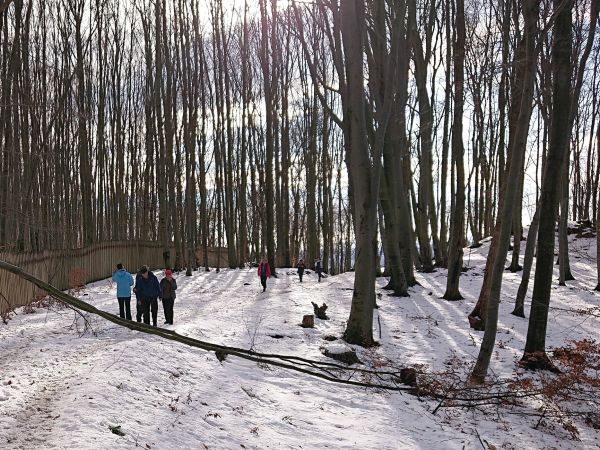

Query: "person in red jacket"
left=257, top=256, right=271, bottom=292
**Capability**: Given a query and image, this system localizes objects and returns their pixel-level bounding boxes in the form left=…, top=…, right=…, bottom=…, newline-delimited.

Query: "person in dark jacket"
left=297, top=258, right=306, bottom=283
left=134, top=265, right=162, bottom=326
left=160, top=269, right=177, bottom=325
left=133, top=270, right=144, bottom=323
left=111, top=263, right=134, bottom=320
left=314, top=258, right=323, bottom=282
left=257, top=256, right=271, bottom=292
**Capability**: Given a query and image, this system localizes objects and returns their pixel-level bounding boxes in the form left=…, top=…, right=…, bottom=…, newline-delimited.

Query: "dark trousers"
left=117, top=297, right=132, bottom=320
left=317, top=271, right=322, bottom=282
left=141, top=297, right=159, bottom=326
left=162, top=298, right=174, bottom=324
left=298, top=269, right=304, bottom=282
left=260, top=276, right=267, bottom=291
left=136, top=299, right=143, bottom=322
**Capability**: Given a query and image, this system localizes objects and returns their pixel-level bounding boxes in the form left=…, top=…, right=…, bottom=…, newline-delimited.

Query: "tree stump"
left=399, top=368, right=417, bottom=386
left=323, top=348, right=360, bottom=365
left=301, top=315, right=314, bottom=328
left=311, top=302, right=329, bottom=320
left=468, top=314, right=485, bottom=331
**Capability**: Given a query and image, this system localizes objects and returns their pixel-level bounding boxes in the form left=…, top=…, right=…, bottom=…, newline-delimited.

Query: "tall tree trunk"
left=73, top=1, right=94, bottom=246
left=443, top=0, right=466, bottom=300
left=558, top=0, right=599, bottom=283
left=470, top=0, right=539, bottom=382
left=342, top=0, right=377, bottom=347
left=408, top=0, right=434, bottom=272
left=596, top=121, right=600, bottom=291
left=259, top=0, right=277, bottom=276
left=438, top=0, right=452, bottom=269
left=238, top=0, right=250, bottom=266
left=522, top=0, right=573, bottom=370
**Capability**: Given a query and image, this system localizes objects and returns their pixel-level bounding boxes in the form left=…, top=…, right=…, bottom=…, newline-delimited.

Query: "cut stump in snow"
left=468, top=314, right=485, bottom=331
left=301, top=315, right=314, bottom=328
left=109, top=425, right=125, bottom=437
left=323, top=348, right=360, bottom=365
left=215, top=350, right=228, bottom=362
left=311, top=302, right=329, bottom=320
left=399, top=368, right=417, bottom=386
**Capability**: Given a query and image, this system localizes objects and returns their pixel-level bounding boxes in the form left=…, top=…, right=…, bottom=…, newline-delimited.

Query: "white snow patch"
left=0, top=235, right=598, bottom=449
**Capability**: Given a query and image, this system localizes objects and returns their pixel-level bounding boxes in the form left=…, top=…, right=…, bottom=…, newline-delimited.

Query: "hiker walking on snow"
left=112, top=263, right=134, bottom=320
left=134, top=265, right=162, bottom=326
left=314, top=258, right=323, bottom=282
left=257, top=256, right=271, bottom=292
left=297, top=258, right=306, bottom=283
left=160, top=269, right=177, bottom=325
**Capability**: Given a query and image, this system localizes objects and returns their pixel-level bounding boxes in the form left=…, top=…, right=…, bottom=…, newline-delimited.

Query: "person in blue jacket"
left=133, top=265, right=162, bottom=326
left=111, top=263, right=134, bottom=320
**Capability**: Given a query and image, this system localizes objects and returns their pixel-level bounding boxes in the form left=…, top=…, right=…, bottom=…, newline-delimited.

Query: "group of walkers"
left=113, top=256, right=324, bottom=320
left=257, top=256, right=324, bottom=292
left=111, top=263, right=177, bottom=326
left=296, top=257, right=323, bottom=283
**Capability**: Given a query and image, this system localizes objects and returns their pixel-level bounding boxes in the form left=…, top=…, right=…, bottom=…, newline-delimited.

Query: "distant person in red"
left=257, top=256, right=271, bottom=292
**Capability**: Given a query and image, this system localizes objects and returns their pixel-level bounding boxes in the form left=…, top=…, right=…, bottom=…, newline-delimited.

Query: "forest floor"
left=0, top=231, right=599, bottom=449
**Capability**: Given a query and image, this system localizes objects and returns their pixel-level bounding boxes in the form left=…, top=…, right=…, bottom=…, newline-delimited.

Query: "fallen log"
left=0, top=259, right=413, bottom=393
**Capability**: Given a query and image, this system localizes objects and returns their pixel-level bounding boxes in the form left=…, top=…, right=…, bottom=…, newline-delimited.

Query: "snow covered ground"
left=1, top=234, right=599, bottom=449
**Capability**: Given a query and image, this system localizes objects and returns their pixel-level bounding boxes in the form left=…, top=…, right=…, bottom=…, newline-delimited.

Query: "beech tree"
left=471, top=0, right=539, bottom=382
left=522, top=0, right=573, bottom=370
left=443, top=0, right=466, bottom=301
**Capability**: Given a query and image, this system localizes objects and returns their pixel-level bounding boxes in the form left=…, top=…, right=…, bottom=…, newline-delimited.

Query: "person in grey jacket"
left=159, top=269, right=177, bottom=325
left=111, top=263, right=134, bottom=320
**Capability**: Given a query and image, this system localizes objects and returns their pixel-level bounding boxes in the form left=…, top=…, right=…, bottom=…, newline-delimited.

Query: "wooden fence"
left=0, top=241, right=228, bottom=316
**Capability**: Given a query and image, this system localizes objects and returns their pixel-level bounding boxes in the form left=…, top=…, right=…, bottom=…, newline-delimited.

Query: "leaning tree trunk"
left=443, top=0, right=466, bottom=301
left=468, top=16, right=537, bottom=329
left=512, top=208, right=540, bottom=317
left=469, top=0, right=539, bottom=383
left=522, top=0, right=573, bottom=370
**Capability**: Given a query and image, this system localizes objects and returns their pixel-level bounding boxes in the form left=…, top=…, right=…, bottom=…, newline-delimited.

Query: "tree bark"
left=341, top=0, right=377, bottom=346
left=259, top=0, right=277, bottom=276
left=522, top=0, right=573, bottom=369
left=443, top=0, right=466, bottom=300
left=470, top=0, right=539, bottom=382
left=512, top=208, right=540, bottom=317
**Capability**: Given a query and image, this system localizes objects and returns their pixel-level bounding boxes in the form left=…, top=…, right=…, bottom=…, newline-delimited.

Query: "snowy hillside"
left=1, top=235, right=599, bottom=449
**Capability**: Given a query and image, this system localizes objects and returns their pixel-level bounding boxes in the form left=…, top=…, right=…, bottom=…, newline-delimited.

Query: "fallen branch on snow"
left=0, top=260, right=414, bottom=393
